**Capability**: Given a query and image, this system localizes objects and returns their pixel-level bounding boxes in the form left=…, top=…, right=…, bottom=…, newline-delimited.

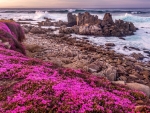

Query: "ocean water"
left=0, top=8, right=150, bottom=61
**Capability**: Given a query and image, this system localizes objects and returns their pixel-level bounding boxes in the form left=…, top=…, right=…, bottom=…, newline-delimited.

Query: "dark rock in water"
left=129, top=22, right=136, bottom=32
left=124, top=46, right=128, bottom=49
left=18, top=19, right=35, bottom=21
left=129, top=47, right=140, bottom=51
left=43, top=17, right=53, bottom=21
left=131, top=53, right=145, bottom=60
left=144, top=50, right=150, bottom=54
left=105, top=43, right=115, bottom=47
left=119, top=37, right=125, bottom=40
left=67, top=13, right=77, bottom=27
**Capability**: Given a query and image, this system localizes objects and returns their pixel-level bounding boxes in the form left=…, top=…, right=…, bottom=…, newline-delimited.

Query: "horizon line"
left=0, top=7, right=150, bottom=9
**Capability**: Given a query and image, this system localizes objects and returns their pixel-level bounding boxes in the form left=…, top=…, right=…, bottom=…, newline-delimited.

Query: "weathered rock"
left=129, top=22, right=136, bottom=32
left=126, top=83, right=150, bottom=97
left=101, top=13, right=114, bottom=26
left=65, top=12, right=137, bottom=37
left=105, top=66, right=117, bottom=81
left=79, top=25, right=102, bottom=35
left=135, top=105, right=148, bottom=112
left=78, top=12, right=101, bottom=26
left=30, top=27, right=46, bottom=34
left=131, top=53, right=145, bottom=60
left=112, top=81, right=125, bottom=85
left=72, top=25, right=79, bottom=34
left=56, top=20, right=67, bottom=27
left=67, top=13, right=77, bottom=27
left=88, top=64, right=100, bottom=73
left=59, top=26, right=73, bottom=34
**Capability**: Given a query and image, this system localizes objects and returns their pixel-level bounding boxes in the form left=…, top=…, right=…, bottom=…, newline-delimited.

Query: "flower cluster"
left=0, top=47, right=149, bottom=113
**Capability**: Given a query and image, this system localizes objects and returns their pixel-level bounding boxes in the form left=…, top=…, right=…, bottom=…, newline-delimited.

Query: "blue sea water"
left=0, top=8, right=150, bottom=60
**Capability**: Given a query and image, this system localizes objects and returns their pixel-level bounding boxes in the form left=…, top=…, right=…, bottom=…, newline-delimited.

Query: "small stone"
left=118, top=76, right=127, bottom=81
left=112, top=81, right=125, bottom=85
left=129, top=74, right=138, bottom=78
left=136, top=100, right=144, bottom=104
left=105, top=43, right=115, bottom=47
left=88, top=64, right=100, bottom=73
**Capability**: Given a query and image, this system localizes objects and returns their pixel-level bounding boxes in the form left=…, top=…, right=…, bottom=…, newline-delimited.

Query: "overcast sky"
left=0, top=0, right=150, bottom=8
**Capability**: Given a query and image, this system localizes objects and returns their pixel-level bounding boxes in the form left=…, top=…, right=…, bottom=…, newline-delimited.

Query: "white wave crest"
left=68, top=9, right=76, bottom=12
left=34, top=11, right=49, bottom=19
left=114, top=13, right=150, bottom=23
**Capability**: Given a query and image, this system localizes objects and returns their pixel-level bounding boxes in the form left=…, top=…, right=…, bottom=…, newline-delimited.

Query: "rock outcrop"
left=67, top=13, right=77, bottom=27
left=78, top=12, right=101, bottom=26
left=62, top=12, right=137, bottom=37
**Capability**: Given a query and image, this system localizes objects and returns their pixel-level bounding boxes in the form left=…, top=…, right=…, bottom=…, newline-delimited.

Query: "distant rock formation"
left=62, top=12, right=137, bottom=37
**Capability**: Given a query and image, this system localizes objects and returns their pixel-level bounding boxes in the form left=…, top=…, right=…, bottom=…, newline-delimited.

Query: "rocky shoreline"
left=0, top=12, right=150, bottom=112
left=23, top=29, right=150, bottom=96
left=22, top=12, right=150, bottom=98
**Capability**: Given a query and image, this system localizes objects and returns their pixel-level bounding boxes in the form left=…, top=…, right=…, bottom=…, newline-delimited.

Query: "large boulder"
left=67, top=13, right=77, bottom=27
left=105, top=66, right=117, bottom=81
left=126, top=83, right=150, bottom=97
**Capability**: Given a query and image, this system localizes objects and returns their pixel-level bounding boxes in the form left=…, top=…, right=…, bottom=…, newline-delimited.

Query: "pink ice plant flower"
left=0, top=46, right=149, bottom=113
